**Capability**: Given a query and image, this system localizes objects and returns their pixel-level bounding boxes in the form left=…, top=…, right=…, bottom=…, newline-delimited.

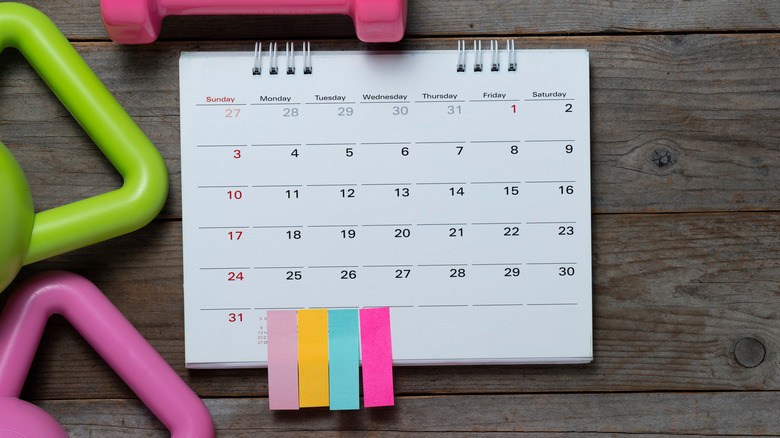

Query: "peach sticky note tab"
left=266, top=310, right=299, bottom=410
left=298, top=309, right=329, bottom=407
left=359, top=307, right=394, bottom=407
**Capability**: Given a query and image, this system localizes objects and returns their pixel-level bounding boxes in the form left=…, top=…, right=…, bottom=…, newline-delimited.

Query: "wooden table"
left=2, top=1, right=778, bottom=435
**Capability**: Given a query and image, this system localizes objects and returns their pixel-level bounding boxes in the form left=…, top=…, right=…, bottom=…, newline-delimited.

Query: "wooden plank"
left=15, top=0, right=780, bottom=40
left=9, top=211, right=778, bottom=400
left=34, top=392, right=780, bottom=436
left=2, top=34, right=777, bottom=216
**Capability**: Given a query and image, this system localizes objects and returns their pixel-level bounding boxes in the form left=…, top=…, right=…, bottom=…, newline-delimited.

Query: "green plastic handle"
left=0, top=3, right=168, bottom=291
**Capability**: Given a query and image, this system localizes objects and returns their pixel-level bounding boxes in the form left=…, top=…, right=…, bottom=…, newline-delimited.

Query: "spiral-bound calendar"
left=180, top=42, right=592, bottom=368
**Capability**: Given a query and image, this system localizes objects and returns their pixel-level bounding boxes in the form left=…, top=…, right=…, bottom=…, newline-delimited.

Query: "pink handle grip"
left=0, top=271, right=214, bottom=437
left=101, top=0, right=407, bottom=43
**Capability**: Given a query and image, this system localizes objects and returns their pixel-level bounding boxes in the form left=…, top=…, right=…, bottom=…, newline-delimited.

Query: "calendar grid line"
left=526, top=262, right=578, bottom=265
left=307, top=224, right=359, bottom=228
left=524, top=139, right=576, bottom=143
left=415, top=141, right=466, bottom=144
left=254, top=307, right=305, bottom=310
left=527, top=303, right=579, bottom=306
left=195, top=181, right=581, bottom=188
left=362, top=224, right=414, bottom=227
left=418, top=304, right=470, bottom=308
left=359, top=101, right=410, bottom=104
left=200, top=308, right=252, bottom=311
left=199, top=267, right=251, bottom=270
left=226, top=262, right=576, bottom=270
left=472, top=222, right=524, bottom=225
left=469, top=140, right=522, bottom=144
left=471, top=181, right=523, bottom=185
left=416, top=182, right=468, bottom=185
left=473, top=304, right=525, bottom=307
left=196, top=103, right=248, bottom=106
left=192, top=222, right=586, bottom=229
left=417, top=223, right=468, bottom=226
left=361, top=183, right=412, bottom=186
left=415, top=100, right=466, bottom=103
left=196, top=144, right=246, bottom=148
left=524, top=98, right=576, bottom=101
left=305, top=101, right=357, bottom=105
left=472, top=263, right=524, bottom=266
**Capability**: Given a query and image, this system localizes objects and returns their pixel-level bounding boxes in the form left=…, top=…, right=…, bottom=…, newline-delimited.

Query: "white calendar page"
left=180, top=46, right=592, bottom=368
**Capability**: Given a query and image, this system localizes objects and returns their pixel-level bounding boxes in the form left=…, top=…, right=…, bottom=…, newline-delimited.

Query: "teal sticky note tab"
left=328, top=308, right=360, bottom=410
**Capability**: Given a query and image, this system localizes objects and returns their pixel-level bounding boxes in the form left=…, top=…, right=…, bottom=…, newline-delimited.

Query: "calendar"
left=180, top=42, right=592, bottom=368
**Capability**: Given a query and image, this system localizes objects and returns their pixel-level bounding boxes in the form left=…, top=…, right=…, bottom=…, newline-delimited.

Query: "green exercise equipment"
left=0, top=3, right=168, bottom=292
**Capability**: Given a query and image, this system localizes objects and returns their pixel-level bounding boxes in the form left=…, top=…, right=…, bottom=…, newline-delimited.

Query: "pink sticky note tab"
left=267, top=310, right=299, bottom=410
left=359, top=307, right=394, bottom=407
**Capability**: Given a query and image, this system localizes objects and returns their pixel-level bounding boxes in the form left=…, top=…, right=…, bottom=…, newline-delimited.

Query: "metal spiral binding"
left=252, top=42, right=312, bottom=76
left=456, top=40, right=518, bottom=73
left=473, top=40, right=483, bottom=72
left=303, top=42, right=312, bottom=74
left=507, top=40, right=517, bottom=71
left=253, top=42, right=262, bottom=75
left=269, top=42, right=279, bottom=75
left=457, top=40, right=467, bottom=72
left=285, top=42, right=295, bottom=74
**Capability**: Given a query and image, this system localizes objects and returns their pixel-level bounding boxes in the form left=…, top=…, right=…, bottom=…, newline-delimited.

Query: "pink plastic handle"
left=100, top=0, right=407, bottom=43
left=0, top=271, right=214, bottom=437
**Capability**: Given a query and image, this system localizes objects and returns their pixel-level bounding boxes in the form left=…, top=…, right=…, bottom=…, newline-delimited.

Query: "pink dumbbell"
left=0, top=271, right=214, bottom=437
left=100, top=0, right=407, bottom=44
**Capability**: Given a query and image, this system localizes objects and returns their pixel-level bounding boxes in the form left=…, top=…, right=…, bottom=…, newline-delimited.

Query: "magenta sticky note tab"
left=266, top=310, right=299, bottom=410
left=359, top=307, right=394, bottom=407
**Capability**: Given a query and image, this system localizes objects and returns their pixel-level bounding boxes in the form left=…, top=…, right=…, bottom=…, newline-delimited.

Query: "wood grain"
left=12, top=0, right=780, bottom=41
left=34, top=391, right=780, bottom=436
left=0, top=1, right=778, bottom=436
left=9, top=211, right=777, bottom=400
left=2, top=34, right=778, bottom=217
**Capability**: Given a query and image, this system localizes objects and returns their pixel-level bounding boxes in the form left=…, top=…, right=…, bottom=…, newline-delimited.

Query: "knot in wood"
left=734, top=337, right=765, bottom=368
left=651, top=149, right=673, bottom=167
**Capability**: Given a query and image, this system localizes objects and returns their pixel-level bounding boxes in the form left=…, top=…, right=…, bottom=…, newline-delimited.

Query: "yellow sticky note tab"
left=298, top=309, right=329, bottom=407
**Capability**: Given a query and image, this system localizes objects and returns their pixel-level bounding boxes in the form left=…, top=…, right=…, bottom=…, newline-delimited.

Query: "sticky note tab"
left=328, top=309, right=360, bottom=410
left=266, top=310, right=299, bottom=410
left=359, top=307, right=394, bottom=407
left=298, top=309, right=329, bottom=407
